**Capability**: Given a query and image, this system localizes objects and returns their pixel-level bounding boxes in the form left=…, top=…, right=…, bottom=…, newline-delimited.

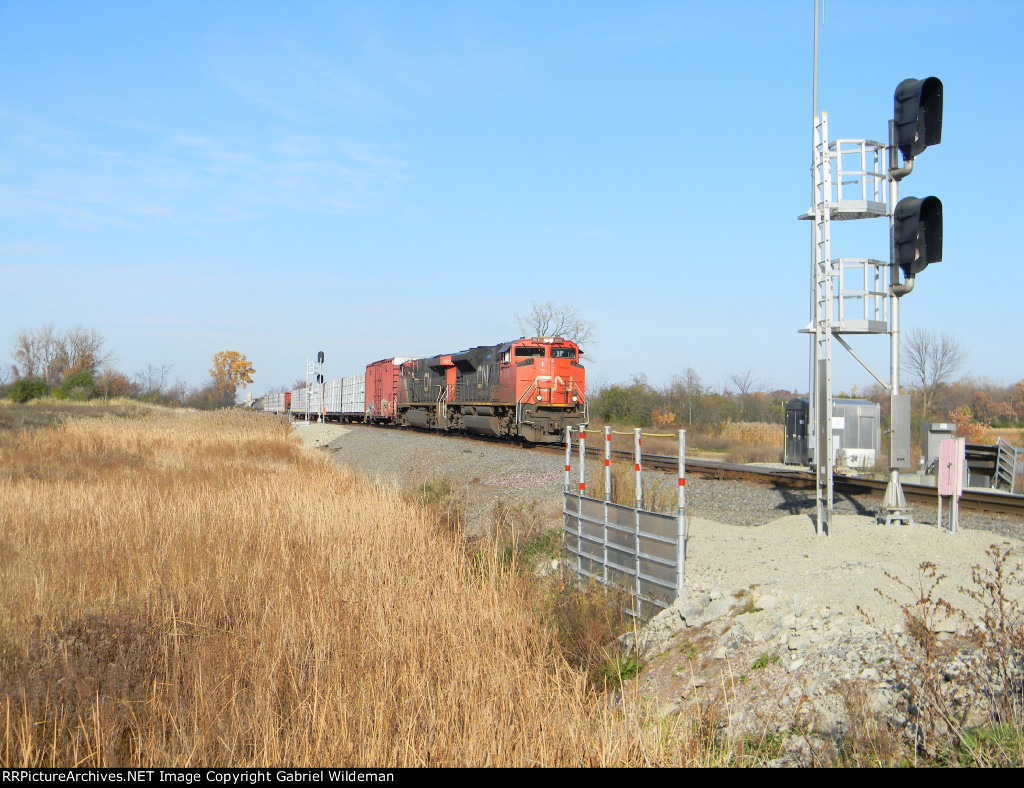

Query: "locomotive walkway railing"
left=562, top=426, right=687, bottom=619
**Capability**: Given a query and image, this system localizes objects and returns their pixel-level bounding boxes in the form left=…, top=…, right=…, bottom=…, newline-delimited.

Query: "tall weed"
left=0, top=410, right=723, bottom=767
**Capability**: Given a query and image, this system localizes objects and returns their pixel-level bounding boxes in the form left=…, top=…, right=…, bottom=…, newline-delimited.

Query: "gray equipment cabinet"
left=785, top=397, right=880, bottom=469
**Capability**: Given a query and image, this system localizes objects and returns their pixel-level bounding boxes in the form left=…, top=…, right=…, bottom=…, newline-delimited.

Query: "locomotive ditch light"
left=894, top=195, right=943, bottom=276
left=894, top=77, right=943, bottom=160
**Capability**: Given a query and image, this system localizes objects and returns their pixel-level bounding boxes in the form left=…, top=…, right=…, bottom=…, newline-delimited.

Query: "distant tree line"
left=590, top=329, right=1023, bottom=441
left=2, top=324, right=253, bottom=410
left=6, top=320, right=1020, bottom=440
left=590, top=369, right=791, bottom=429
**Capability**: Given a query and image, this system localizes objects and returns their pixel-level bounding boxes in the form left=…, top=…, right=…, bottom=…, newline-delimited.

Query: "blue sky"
left=2, top=1, right=1022, bottom=399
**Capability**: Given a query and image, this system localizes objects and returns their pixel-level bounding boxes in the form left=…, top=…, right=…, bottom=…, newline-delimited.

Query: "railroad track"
left=621, top=449, right=1024, bottom=517
left=541, top=434, right=1023, bottom=517
left=342, top=423, right=1024, bottom=518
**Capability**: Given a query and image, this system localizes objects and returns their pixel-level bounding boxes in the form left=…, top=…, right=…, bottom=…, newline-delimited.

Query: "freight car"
left=260, top=337, right=587, bottom=444
left=261, top=391, right=291, bottom=414
left=366, top=357, right=412, bottom=424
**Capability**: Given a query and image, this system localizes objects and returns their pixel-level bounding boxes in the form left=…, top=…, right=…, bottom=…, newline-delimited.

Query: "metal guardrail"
left=995, top=438, right=1022, bottom=495
left=562, top=427, right=687, bottom=620
left=563, top=493, right=682, bottom=619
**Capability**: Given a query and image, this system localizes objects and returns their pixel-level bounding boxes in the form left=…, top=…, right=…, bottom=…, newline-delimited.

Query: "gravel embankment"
left=316, top=423, right=569, bottom=530
left=296, top=422, right=1024, bottom=761
left=298, top=421, right=1023, bottom=540
left=301, top=423, right=1024, bottom=622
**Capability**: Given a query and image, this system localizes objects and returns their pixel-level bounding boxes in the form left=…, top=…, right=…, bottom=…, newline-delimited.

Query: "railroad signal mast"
left=882, top=77, right=943, bottom=527
left=304, top=350, right=326, bottom=423
left=802, top=73, right=943, bottom=535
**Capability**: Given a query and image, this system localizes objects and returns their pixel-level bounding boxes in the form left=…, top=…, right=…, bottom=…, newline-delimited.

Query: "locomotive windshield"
left=551, top=347, right=576, bottom=359
left=514, top=346, right=545, bottom=358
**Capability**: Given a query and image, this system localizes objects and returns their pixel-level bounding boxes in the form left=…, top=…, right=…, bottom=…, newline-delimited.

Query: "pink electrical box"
left=937, top=437, right=965, bottom=497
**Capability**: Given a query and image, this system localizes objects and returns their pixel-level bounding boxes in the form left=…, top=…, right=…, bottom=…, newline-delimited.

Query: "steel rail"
left=338, top=423, right=1024, bottom=518
left=610, top=449, right=1024, bottom=517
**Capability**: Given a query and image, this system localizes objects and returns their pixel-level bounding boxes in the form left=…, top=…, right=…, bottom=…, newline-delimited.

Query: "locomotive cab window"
left=514, top=346, right=545, bottom=358
left=551, top=347, right=576, bottom=359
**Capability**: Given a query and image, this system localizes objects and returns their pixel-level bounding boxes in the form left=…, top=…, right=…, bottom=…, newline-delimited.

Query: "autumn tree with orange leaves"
left=209, top=350, right=255, bottom=407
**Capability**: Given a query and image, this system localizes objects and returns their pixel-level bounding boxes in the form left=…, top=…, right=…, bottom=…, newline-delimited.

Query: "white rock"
left=779, top=613, right=798, bottom=629
left=702, top=596, right=736, bottom=622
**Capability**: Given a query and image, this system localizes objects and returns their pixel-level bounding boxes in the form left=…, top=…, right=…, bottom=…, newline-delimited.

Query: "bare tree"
left=728, top=370, right=766, bottom=397
left=728, top=370, right=767, bottom=419
left=95, top=365, right=133, bottom=402
left=11, top=323, right=57, bottom=380
left=11, top=324, right=113, bottom=385
left=134, top=363, right=174, bottom=396
left=515, top=301, right=595, bottom=352
left=669, top=367, right=705, bottom=425
left=901, top=328, right=967, bottom=421
left=53, top=324, right=114, bottom=381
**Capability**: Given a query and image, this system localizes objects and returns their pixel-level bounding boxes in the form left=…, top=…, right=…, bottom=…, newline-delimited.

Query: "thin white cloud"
left=207, top=36, right=398, bottom=123
left=0, top=108, right=410, bottom=228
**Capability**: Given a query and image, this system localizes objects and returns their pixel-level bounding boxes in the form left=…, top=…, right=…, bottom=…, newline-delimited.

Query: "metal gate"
left=561, top=427, right=687, bottom=619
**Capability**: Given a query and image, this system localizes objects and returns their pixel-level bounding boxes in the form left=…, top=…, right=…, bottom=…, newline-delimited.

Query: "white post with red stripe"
left=562, top=426, right=571, bottom=560
left=634, top=428, right=643, bottom=510
left=602, top=425, right=611, bottom=590
left=677, top=429, right=687, bottom=592
left=578, top=428, right=587, bottom=495
left=577, top=429, right=586, bottom=577
left=603, top=426, right=612, bottom=503
left=564, top=427, right=572, bottom=493
left=633, top=428, right=642, bottom=604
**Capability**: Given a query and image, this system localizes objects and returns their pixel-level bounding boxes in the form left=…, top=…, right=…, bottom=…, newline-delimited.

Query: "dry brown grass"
left=715, top=422, right=784, bottom=464
left=585, top=461, right=678, bottom=514
left=0, top=408, right=728, bottom=767
left=0, top=397, right=152, bottom=432
left=988, top=427, right=1024, bottom=446
left=585, top=420, right=783, bottom=464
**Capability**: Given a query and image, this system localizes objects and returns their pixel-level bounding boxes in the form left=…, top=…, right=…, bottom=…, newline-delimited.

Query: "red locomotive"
left=396, top=336, right=586, bottom=443
left=259, top=336, right=588, bottom=444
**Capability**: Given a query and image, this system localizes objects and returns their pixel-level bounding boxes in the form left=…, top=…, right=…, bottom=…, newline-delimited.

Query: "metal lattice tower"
left=802, top=114, right=891, bottom=535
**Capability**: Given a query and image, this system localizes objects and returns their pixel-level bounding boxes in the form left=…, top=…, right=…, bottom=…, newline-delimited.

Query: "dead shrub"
left=867, top=551, right=1024, bottom=766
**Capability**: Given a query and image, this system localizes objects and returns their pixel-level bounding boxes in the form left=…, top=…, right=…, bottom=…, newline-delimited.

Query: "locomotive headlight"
left=572, top=396, right=578, bottom=402
left=537, top=394, right=542, bottom=400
